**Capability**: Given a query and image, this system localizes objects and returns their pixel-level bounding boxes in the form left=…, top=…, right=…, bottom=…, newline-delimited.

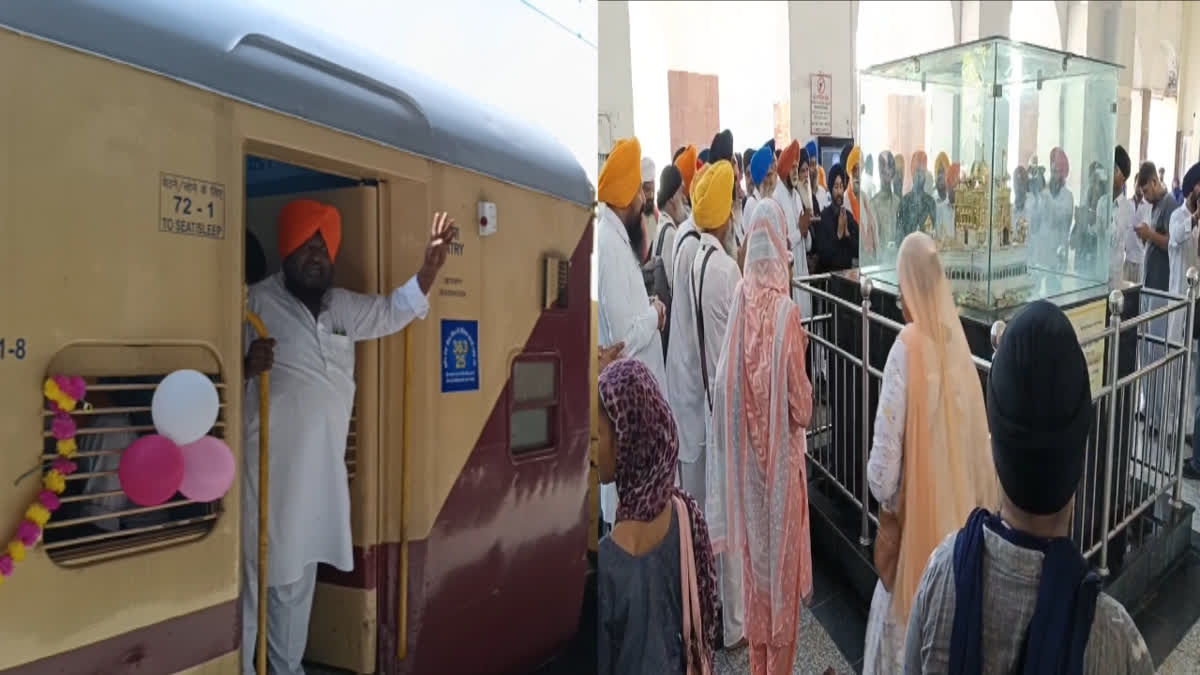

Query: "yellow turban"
left=598, top=137, right=642, bottom=208
left=935, top=151, right=950, bottom=177
left=846, top=146, right=862, bottom=176
left=692, top=160, right=734, bottom=231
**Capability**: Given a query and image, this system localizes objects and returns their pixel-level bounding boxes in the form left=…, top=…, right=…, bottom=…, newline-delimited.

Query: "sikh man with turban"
left=871, top=151, right=901, bottom=251
left=898, top=151, right=936, bottom=241
left=776, top=140, right=814, bottom=320
left=675, top=145, right=700, bottom=215
left=814, top=163, right=860, bottom=273
left=932, top=152, right=954, bottom=241
left=597, top=138, right=669, bottom=526
left=241, top=200, right=457, bottom=674
left=666, top=159, right=747, bottom=649
left=1039, top=147, right=1076, bottom=269
left=641, top=156, right=658, bottom=251
left=805, top=139, right=831, bottom=211
left=847, top=146, right=879, bottom=264
left=741, top=143, right=778, bottom=253
left=904, top=301, right=1153, bottom=674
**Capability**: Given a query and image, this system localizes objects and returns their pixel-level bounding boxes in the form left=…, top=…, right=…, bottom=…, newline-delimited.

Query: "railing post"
left=1172, top=267, right=1199, bottom=506
left=859, top=276, right=873, bottom=547
left=1098, top=289, right=1125, bottom=578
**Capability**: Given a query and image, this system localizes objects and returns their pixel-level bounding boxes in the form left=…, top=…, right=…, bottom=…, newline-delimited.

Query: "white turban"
left=641, top=157, right=656, bottom=184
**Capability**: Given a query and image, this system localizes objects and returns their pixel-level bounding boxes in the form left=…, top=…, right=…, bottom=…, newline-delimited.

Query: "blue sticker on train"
left=441, top=319, right=479, bottom=393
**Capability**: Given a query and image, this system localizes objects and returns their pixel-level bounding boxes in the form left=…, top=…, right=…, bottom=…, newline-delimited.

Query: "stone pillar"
left=1087, top=1, right=1136, bottom=155
left=788, top=0, right=856, bottom=143
left=598, top=0, right=635, bottom=161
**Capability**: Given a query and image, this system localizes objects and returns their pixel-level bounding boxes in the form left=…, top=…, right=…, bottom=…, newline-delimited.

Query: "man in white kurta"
left=684, top=160, right=746, bottom=647
left=241, top=201, right=455, bottom=675
left=597, top=137, right=667, bottom=524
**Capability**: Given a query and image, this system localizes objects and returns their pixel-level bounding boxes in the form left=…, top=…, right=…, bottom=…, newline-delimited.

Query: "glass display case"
left=857, top=37, right=1120, bottom=311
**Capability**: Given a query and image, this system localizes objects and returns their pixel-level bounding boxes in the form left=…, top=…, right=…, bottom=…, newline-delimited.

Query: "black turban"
left=657, top=165, right=682, bottom=211
left=698, top=147, right=711, bottom=164
left=799, top=147, right=810, bottom=167
left=1114, top=145, right=1131, bottom=181
left=839, top=143, right=853, bottom=171
left=709, top=129, right=734, bottom=164
left=987, top=301, right=1094, bottom=515
left=766, top=138, right=776, bottom=154
left=828, top=163, right=848, bottom=191
left=1183, top=161, right=1200, bottom=199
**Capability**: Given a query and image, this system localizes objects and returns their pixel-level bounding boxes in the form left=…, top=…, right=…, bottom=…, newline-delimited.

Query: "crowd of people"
left=595, top=128, right=1198, bottom=674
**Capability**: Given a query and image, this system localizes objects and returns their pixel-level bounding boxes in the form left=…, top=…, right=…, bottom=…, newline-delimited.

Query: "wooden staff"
left=244, top=292, right=271, bottom=675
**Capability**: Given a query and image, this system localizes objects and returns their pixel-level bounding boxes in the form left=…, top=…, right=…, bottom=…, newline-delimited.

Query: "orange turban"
left=911, top=151, right=928, bottom=172
left=935, top=151, right=950, bottom=178
left=675, top=145, right=699, bottom=194
left=278, top=199, right=342, bottom=262
left=598, top=137, right=643, bottom=208
left=777, top=140, right=801, bottom=177
left=846, top=146, right=863, bottom=222
left=817, top=165, right=827, bottom=189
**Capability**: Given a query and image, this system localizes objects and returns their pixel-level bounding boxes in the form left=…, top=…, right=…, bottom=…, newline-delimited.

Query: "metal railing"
left=794, top=269, right=1198, bottom=577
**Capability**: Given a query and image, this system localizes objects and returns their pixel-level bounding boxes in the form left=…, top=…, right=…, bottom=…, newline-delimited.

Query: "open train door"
left=245, top=181, right=382, bottom=673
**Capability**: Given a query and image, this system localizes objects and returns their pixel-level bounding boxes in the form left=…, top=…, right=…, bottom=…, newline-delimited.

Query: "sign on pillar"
left=811, top=72, right=833, bottom=136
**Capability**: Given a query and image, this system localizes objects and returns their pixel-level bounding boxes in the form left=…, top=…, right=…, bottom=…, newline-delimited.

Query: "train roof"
left=0, top=1, right=594, bottom=207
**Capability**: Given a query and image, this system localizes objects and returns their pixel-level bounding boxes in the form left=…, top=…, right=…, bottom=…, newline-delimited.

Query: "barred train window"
left=510, top=357, right=560, bottom=455
left=40, top=344, right=224, bottom=566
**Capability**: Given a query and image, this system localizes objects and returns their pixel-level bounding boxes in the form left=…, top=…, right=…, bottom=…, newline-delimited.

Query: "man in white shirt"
left=1130, top=184, right=1152, bottom=283
left=1178, top=163, right=1200, bottom=481
left=1106, top=146, right=1137, bottom=286
left=1039, top=147, right=1075, bottom=268
left=597, top=137, right=668, bottom=524
left=652, top=165, right=684, bottom=281
left=682, top=159, right=746, bottom=648
left=641, top=156, right=658, bottom=245
left=742, top=143, right=778, bottom=260
left=241, top=200, right=456, bottom=675
left=775, top=140, right=813, bottom=319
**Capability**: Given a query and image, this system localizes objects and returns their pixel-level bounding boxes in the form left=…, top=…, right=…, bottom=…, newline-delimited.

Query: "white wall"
left=255, top=0, right=600, bottom=186
left=625, top=1, right=790, bottom=176
left=599, top=0, right=636, bottom=162
left=789, top=0, right=858, bottom=142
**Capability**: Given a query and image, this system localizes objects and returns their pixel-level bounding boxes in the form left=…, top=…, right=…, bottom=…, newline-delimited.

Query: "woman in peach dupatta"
left=861, top=232, right=996, bottom=673
left=707, top=199, right=813, bottom=675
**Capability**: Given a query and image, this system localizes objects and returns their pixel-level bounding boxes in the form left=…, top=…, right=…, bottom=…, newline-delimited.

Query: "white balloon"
left=152, top=369, right=219, bottom=445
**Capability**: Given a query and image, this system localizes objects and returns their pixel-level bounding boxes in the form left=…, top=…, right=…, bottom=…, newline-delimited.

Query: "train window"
left=510, top=357, right=560, bottom=455
left=40, top=344, right=224, bottom=566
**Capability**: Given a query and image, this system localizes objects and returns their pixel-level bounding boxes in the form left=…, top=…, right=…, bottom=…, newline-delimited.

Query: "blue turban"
left=804, top=140, right=818, bottom=161
left=698, top=148, right=711, bottom=164
left=750, top=145, right=774, bottom=186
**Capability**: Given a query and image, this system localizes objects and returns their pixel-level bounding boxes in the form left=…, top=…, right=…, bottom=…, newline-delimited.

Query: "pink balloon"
left=179, top=436, right=235, bottom=503
left=119, top=435, right=185, bottom=507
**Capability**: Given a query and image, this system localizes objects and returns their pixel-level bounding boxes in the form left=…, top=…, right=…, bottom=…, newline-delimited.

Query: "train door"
left=244, top=162, right=382, bottom=674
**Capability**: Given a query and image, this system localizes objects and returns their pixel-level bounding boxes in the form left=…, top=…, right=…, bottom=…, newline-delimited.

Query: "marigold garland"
left=0, top=376, right=85, bottom=588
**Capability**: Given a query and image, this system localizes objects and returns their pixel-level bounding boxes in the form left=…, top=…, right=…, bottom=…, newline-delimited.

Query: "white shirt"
left=1104, top=192, right=1137, bottom=285
left=243, top=272, right=429, bottom=586
left=597, top=204, right=667, bottom=384
left=816, top=185, right=832, bottom=211
left=1040, top=186, right=1075, bottom=257
left=935, top=195, right=955, bottom=240
left=741, top=191, right=760, bottom=246
left=652, top=211, right=678, bottom=280
left=1168, top=204, right=1197, bottom=341
left=675, top=234, right=740, bottom=465
left=868, top=339, right=908, bottom=512
left=785, top=185, right=815, bottom=318
left=1129, top=200, right=1152, bottom=265
left=666, top=215, right=706, bottom=464
left=598, top=204, right=668, bottom=524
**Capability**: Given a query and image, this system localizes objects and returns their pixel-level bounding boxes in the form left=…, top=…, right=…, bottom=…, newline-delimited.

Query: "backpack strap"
left=693, top=245, right=719, bottom=412
left=675, top=228, right=700, bottom=260
left=655, top=220, right=675, bottom=258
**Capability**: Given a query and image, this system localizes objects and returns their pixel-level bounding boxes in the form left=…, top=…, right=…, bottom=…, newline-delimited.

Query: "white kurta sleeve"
left=868, top=339, right=908, bottom=511
left=598, top=255, right=659, bottom=355
left=333, top=276, right=430, bottom=341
